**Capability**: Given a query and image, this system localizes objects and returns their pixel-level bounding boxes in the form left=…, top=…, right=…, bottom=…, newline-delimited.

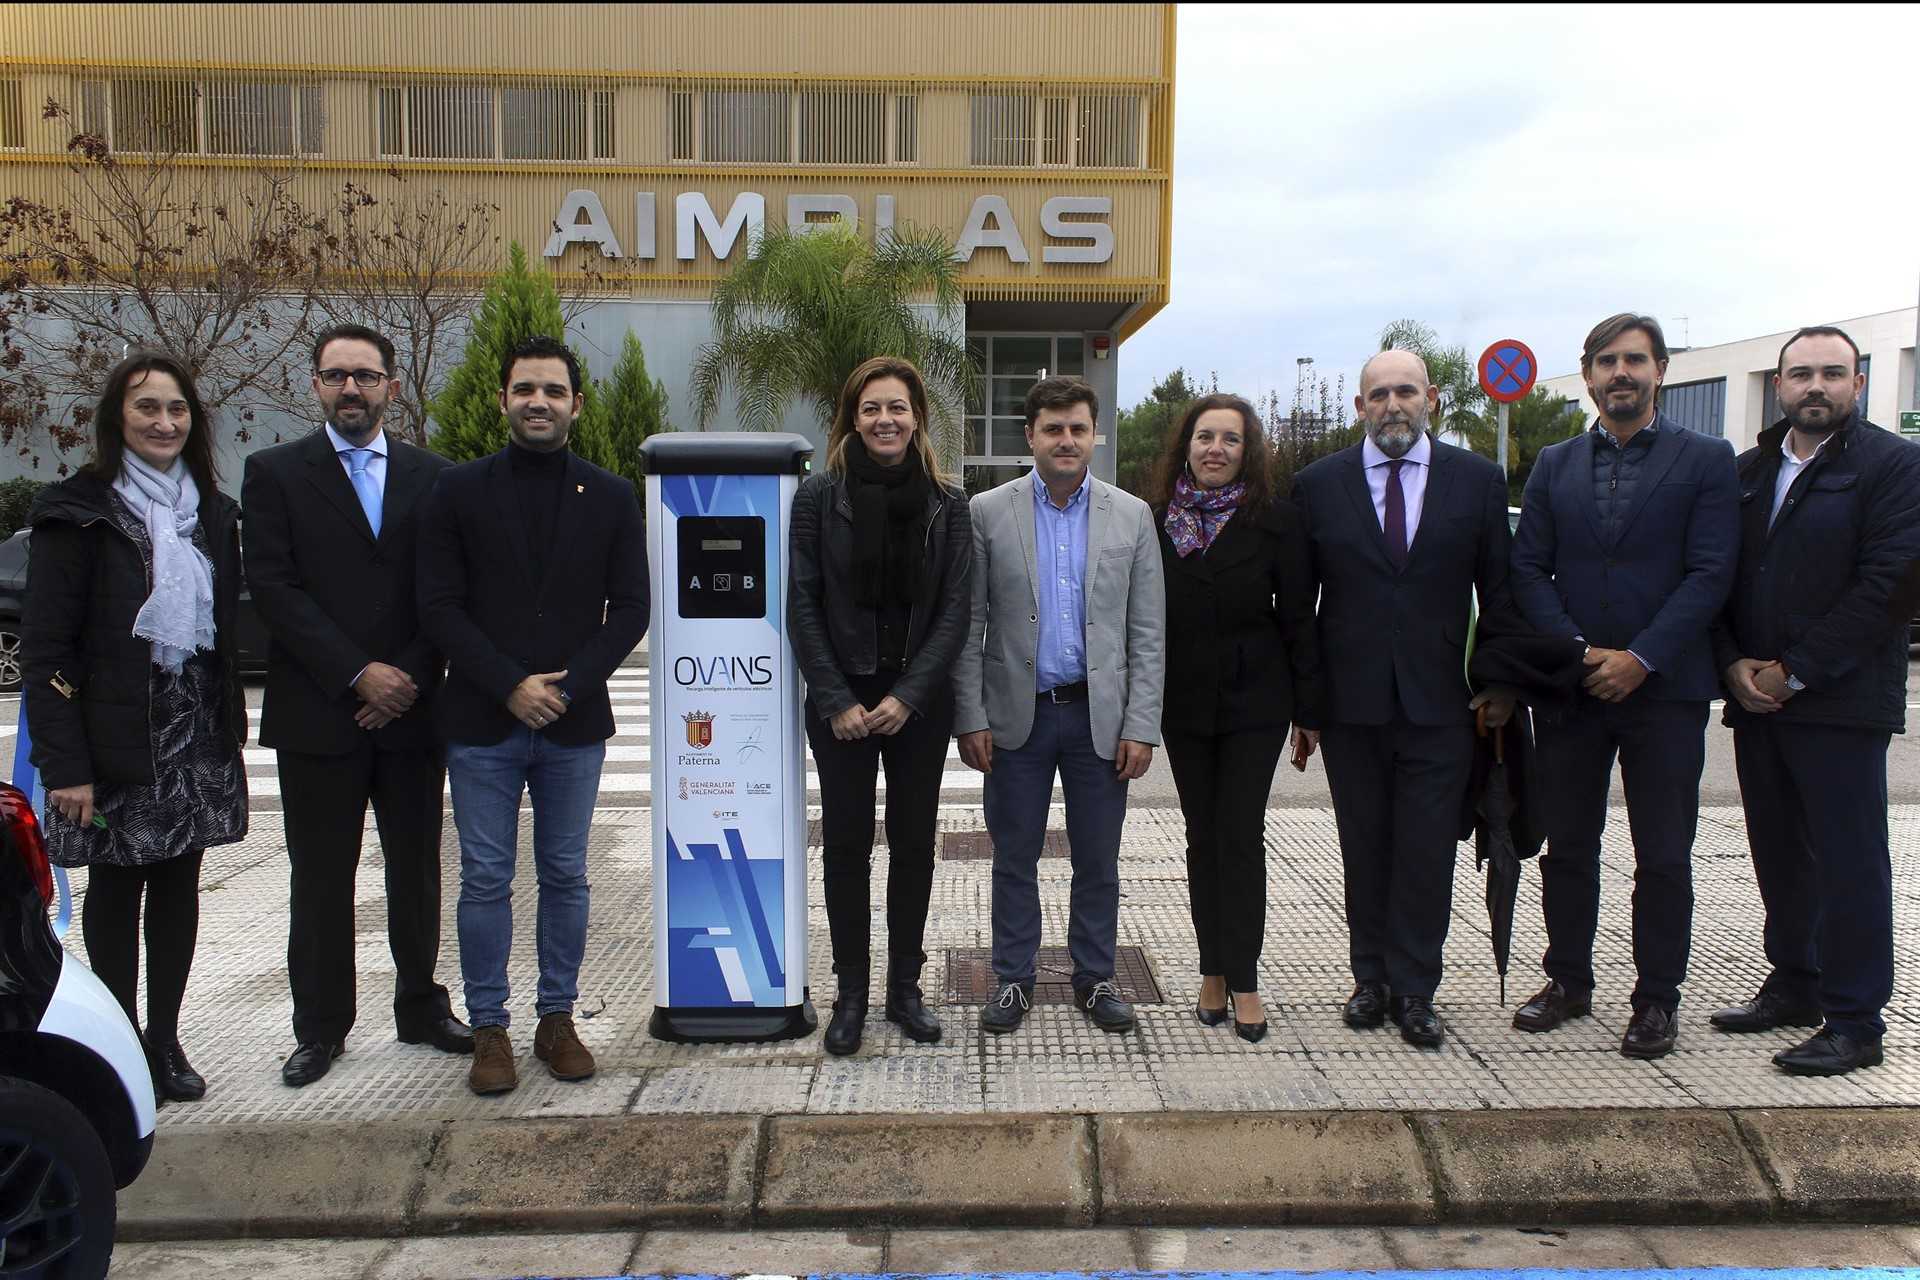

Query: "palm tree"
left=1377, top=318, right=1488, bottom=441
left=688, top=221, right=972, bottom=464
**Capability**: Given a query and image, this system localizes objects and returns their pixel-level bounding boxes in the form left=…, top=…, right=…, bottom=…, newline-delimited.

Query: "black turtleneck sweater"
left=509, top=441, right=568, bottom=581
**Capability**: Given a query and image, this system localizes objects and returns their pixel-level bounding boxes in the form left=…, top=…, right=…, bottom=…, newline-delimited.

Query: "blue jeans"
left=446, top=729, right=606, bottom=1029
left=985, top=697, right=1128, bottom=989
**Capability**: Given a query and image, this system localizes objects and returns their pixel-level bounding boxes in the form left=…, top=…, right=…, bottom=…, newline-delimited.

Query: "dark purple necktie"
left=1384, top=458, right=1408, bottom=570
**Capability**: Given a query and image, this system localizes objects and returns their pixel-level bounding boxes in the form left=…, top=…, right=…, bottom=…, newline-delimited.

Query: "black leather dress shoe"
left=282, top=1040, right=344, bottom=1087
left=1075, top=980, right=1136, bottom=1033
left=1391, top=995, right=1445, bottom=1048
left=823, top=988, right=869, bottom=1056
left=1343, top=981, right=1389, bottom=1029
left=1621, top=1004, right=1677, bottom=1059
left=1512, top=980, right=1592, bottom=1033
left=1774, top=1027, right=1885, bottom=1076
left=148, top=1039, right=207, bottom=1102
left=981, top=982, right=1033, bottom=1034
left=885, top=980, right=943, bottom=1044
left=399, top=1014, right=475, bottom=1055
left=1709, top=990, right=1823, bottom=1034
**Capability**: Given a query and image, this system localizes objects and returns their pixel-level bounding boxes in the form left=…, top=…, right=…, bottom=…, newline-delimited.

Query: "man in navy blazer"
left=1293, top=349, right=1515, bottom=1048
left=1509, top=313, right=1739, bottom=1059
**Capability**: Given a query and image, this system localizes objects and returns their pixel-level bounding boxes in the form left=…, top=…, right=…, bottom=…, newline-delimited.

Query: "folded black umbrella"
left=1473, top=713, right=1524, bottom=1005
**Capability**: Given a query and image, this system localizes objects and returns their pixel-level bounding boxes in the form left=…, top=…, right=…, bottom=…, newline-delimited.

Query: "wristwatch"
left=1782, top=665, right=1805, bottom=692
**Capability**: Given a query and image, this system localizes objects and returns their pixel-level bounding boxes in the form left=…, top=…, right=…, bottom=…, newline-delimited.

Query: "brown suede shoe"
left=468, top=1026, right=518, bottom=1096
left=534, top=1012, right=596, bottom=1081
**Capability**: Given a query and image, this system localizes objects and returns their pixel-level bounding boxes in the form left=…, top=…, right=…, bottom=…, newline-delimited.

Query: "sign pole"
left=1496, top=400, right=1510, bottom=476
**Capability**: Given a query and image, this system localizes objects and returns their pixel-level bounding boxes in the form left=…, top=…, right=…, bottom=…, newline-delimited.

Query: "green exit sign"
left=1903, top=411, right=1920, bottom=435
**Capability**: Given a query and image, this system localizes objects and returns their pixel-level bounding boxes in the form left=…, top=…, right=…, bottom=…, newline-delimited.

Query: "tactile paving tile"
left=943, top=944, right=1164, bottom=1005
left=941, top=828, right=1070, bottom=860
left=1478, top=1051, right=1696, bottom=1109
left=634, top=1064, right=817, bottom=1113
left=1152, top=1052, right=1341, bottom=1110
left=809, top=1055, right=984, bottom=1113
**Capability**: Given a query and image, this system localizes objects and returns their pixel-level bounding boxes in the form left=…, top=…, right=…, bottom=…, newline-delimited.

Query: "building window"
left=963, top=333, right=1088, bottom=490
left=76, top=76, right=323, bottom=156
left=972, top=91, right=1145, bottom=168
left=671, top=86, right=916, bottom=165
left=1660, top=378, right=1727, bottom=438
left=378, top=82, right=614, bottom=162
left=0, top=78, right=24, bottom=150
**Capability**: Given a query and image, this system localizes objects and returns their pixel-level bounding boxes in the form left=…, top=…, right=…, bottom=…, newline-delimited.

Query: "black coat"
left=241, top=429, right=450, bottom=755
left=1292, top=439, right=1514, bottom=727
left=1155, top=498, right=1323, bottom=735
left=1711, top=417, right=1920, bottom=734
left=417, top=447, right=649, bottom=747
left=22, top=471, right=246, bottom=790
left=787, top=471, right=971, bottom=719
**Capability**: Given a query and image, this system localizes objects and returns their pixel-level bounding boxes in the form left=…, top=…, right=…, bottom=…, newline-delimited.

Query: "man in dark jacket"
left=1509, top=312, right=1739, bottom=1059
left=244, top=324, right=467, bottom=1088
left=417, top=335, right=648, bottom=1097
left=1709, top=325, right=1920, bottom=1076
left=1292, top=348, right=1515, bottom=1048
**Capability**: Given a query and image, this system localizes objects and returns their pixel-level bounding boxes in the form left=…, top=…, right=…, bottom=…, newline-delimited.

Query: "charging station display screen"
left=676, top=516, right=766, bottom=619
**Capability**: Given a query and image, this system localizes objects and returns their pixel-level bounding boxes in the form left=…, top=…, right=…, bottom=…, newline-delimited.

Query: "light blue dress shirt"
left=324, top=421, right=388, bottom=497
left=1031, top=467, right=1091, bottom=691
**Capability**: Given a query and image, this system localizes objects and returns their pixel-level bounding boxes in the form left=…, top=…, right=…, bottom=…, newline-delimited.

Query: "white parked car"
left=0, top=781, right=153, bottom=1277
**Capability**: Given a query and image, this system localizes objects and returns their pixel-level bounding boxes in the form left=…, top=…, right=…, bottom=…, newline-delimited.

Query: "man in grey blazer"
left=954, top=376, right=1167, bottom=1034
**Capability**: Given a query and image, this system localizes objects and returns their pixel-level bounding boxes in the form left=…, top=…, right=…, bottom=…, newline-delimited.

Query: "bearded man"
left=1508, top=313, right=1739, bottom=1060
left=1706, top=325, right=1920, bottom=1076
left=1291, top=348, right=1515, bottom=1048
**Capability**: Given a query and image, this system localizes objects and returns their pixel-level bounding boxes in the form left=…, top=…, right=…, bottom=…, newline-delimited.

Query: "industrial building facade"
left=1, top=3, right=1176, bottom=486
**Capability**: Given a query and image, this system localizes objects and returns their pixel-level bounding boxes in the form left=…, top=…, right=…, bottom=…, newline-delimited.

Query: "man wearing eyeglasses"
left=242, top=323, right=469, bottom=1087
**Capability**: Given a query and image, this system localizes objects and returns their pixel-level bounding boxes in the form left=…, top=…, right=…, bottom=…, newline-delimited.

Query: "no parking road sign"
left=1478, top=338, right=1538, bottom=404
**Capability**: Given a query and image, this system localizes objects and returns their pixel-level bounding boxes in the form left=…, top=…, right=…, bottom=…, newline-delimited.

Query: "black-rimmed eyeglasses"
left=316, top=369, right=388, bottom=388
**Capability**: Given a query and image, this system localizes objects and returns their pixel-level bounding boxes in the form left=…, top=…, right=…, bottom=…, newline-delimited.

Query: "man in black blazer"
left=417, top=335, right=648, bottom=1097
left=1292, top=349, right=1515, bottom=1048
left=1710, top=325, right=1920, bottom=1076
left=243, top=323, right=470, bottom=1088
left=1509, top=312, right=1739, bottom=1059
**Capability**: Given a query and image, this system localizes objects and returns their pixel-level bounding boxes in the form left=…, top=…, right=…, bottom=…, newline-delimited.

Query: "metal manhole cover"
left=940, top=829, right=1069, bottom=860
left=943, top=944, right=1163, bottom=1005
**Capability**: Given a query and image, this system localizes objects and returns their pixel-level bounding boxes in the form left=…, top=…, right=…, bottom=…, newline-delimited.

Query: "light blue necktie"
left=344, top=448, right=381, bottom=537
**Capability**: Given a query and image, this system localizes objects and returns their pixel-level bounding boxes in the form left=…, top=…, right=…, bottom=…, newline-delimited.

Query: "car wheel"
left=0, top=1077, right=116, bottom=1278
left=0, top=624, right=18, bottom=694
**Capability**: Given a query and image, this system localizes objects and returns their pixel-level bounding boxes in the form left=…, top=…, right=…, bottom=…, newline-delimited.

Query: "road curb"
left=114, top=1106, right=1920, bottom=1240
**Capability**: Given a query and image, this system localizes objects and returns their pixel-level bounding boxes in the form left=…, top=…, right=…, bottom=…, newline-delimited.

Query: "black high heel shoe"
left=1195, top=978, right=1229, bottom=1026
left=1228, top=989, right=1269, bottom=1044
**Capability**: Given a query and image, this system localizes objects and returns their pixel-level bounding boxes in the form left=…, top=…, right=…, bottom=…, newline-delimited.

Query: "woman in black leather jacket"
left=788, top=356, right=971, bottom=1055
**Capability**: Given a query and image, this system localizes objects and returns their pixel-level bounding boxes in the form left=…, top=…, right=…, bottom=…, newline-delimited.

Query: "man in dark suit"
left=1710, top=325, right=1920, bottom=1076
left=243, top=323, right=470, bottom=1088
left=1509, top=312, right=1739, bottom=1059
left=418, top=335, right=648, bottom=1097
left=1292, top=349, right=1515, bottom=1048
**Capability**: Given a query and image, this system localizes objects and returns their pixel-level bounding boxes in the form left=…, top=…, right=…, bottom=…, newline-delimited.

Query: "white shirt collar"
left=325, top=422, right=387, bottom=457
left=1362, top=430, right=1432, bottom=470
left=1779, top=431, right=1832, bottom=466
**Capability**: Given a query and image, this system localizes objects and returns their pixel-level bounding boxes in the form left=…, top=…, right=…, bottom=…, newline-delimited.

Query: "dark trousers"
left=280, top=739, right=453, bottom=1044
left=1534, top=696, right=1707, bottom=1013
left=805, top=672, right=951, bottom=987
left=1163, top=725, right=1289, bottom=991
left=82, top=849, right=204, bottom=1044
left=1321, top=712, right=1475, bottom=1000
left=986, top=696, right=1127, bottom=989
left=1733, top=719, right=1893, bottom=1041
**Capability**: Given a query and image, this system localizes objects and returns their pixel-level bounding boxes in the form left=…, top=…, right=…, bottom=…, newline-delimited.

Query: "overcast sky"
left=1118, top=3, right=1920, bottom=410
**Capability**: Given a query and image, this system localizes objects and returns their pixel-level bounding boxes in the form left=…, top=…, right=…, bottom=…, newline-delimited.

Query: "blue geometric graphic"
left=664, top=825, right=787, bottom=1006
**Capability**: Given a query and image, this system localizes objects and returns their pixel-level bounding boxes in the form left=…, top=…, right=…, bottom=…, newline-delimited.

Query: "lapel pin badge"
left=576, top=484, right=585, bottom=493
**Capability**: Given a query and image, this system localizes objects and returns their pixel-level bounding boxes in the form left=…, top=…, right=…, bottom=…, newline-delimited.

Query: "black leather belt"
left=1038, top=681, right=1089, bottom=704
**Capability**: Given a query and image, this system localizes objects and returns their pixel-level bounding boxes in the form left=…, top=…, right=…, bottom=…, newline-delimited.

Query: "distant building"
left=1, top=3, right=1176, bottom=486
left=1539, top=308, right=1917, bottom=452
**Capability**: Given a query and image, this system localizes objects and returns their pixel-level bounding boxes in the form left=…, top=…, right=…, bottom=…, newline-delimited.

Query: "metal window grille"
left=377, top=85, right=404, bottom=156
left=970, top=92, right=1034, bottom=166
left=403, top=82, right=494, bottom=160
left=797, top=88, right=886, bottom=164
left=110, top=77, right=200, bottom=153
left=592, top=89, right=616, bottom=160
left=670, top=89, right=695, bottom=161
left=0, top=79, right=23, bottom=149
left=502, top=84, right=588, bottom=160
left=702, top=89, right=789, bottom=163
left=1077, top=93, right=1142, bottom=168
left=204, top=81, right=293, bottom=156
left=78, top=80, right=110, bottom=139
left=1040, top=95, right=1071, bottom=166
left=893, top=93, right=917, bottom=163
left=298, top=85, right=324, bottom=154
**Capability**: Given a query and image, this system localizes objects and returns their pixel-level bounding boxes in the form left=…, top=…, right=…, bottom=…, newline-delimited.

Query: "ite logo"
left=683, top=710, right=715, bottom=749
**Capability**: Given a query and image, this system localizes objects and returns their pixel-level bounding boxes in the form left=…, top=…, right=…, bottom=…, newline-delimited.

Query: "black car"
left=0, top=528, right=268, bottom=693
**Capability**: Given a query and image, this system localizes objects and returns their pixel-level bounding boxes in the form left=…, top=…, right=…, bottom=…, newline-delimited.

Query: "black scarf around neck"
left=845, top=436, right=930, bottom=607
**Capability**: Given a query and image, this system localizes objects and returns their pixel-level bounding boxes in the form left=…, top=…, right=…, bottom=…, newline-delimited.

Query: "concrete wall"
left=1540, top=307, right=1918, bottom=452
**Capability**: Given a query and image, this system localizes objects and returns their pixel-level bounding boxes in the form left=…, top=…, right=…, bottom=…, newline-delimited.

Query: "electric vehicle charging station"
left=640, top=432, right=817, bottom=1042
